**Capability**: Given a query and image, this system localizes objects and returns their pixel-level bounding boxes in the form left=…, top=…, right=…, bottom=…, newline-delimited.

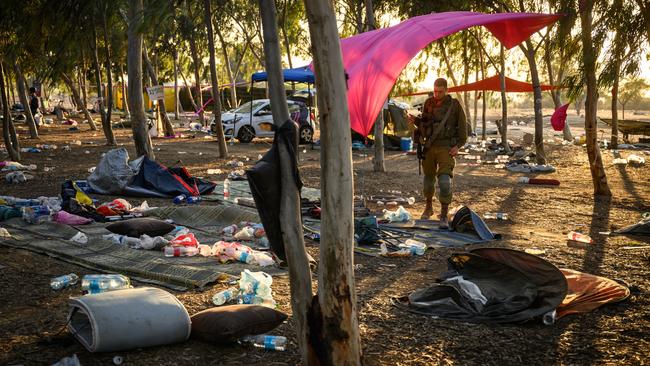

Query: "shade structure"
left=399, top=75, right=559, bottom=97
left=333, top=11, right=562, bottom=136
left=251, top=66, right=315, bottom=84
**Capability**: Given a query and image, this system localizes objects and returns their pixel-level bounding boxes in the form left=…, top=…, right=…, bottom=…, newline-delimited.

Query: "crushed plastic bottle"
left=239, top=334, right=286, bottom=351
left=212, top=288, right=238, bottom=306
left=483, top=212, right=508, bottom=220
left=567, top=231, right=593, bottom=244
left=51, top=273, right=79, bottom=290
left=399, top=239, right=427, bottom=255
left=21, top=205, right=52, bottom=224
left=223, top=178, right=231, bottom=200
left=164, top=245, right=199, bottom=257
left=238, top=270, right=275, bottom=307
left=81, top=274, right=131, bottom=294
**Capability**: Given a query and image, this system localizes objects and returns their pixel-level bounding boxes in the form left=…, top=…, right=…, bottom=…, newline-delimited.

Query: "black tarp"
left=614, top=218, right=650, bottom=238
left=401, top=248, right=568, bottom=323
left=247, top=121, right=303, bottom=261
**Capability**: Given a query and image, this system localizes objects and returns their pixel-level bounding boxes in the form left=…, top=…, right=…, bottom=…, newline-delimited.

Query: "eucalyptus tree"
left=204, top=0, right=228, bottom=157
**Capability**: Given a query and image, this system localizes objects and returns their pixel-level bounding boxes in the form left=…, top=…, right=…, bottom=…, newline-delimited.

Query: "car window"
left=233, top=100, right=266, bottom=114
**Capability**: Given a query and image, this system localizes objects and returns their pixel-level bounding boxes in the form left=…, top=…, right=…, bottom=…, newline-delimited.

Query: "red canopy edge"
left=399, top=75, right=559, bottom=97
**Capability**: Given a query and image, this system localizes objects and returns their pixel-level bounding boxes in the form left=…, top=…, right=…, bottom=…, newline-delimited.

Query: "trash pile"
left=212, top=270, right=276, bottom=307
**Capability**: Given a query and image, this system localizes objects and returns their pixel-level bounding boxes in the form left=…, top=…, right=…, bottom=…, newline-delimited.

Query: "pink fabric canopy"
left=336, top=12, right=561, bottom=136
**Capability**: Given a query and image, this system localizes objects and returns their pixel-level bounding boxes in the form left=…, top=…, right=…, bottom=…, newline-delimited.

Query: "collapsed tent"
left=396, top=248, right=630, bottom=323
left=613, top=217, right=650, bottom=238
left=88, top=148, right=216, bottom=198
left=400, top=75, right=559, bottom=97
left=331, top=11, right=561, bottom=136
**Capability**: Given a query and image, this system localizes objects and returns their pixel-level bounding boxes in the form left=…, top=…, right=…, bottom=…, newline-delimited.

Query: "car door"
left=254, top=103, right=275, bottom=137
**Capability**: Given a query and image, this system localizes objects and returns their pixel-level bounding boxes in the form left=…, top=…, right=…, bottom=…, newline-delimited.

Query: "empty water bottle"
left=187, top=196, right=201, bottom=204
left=173, top=195, right=186, bottom=204
left=51, top=273, right=79, bottom=290
left=212, top=288, right=238, bottom=306
left=400, top=239, right=427, bottom=255
left=483, top=212, right=508, bottom=220
left=81, top=274, right=131, bottom=294
left=223, top=179, right=231, bottom=200
left=164, top=246, right=199, bottom=257
left=240, top=334, right=287, bottom=351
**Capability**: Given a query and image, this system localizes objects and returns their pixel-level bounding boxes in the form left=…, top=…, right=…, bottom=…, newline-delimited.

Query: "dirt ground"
left=1, top=113, right=649, bottom=366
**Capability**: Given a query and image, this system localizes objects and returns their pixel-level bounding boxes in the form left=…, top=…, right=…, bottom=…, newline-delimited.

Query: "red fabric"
left=401, top=75, right=558, bottom=97
left=551, top=103, right=570, bottom=131
left=328, top=12, right=562, bottom=136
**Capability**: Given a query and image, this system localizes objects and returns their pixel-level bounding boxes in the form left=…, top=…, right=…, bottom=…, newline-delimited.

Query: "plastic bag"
left=97, top=198, right=132, bottom=216
left=69, top=232, right=88, bottom=244
left=53, top=210, right=93, bottom=225
left=170, top=233, right=199, bottom=247
left=382, top=206, right=412, bottom=223
left=239, top=269, right=275, bottom=307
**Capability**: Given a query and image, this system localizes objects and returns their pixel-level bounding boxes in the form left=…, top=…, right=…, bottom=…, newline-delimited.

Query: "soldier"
left=414, top=78, right=467, bottom=228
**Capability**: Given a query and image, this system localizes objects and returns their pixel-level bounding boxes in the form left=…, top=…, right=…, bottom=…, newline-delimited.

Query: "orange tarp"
left=400, top=75, right=559, bottom=97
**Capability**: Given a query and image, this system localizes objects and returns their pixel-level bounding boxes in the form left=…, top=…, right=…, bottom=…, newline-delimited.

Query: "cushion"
left=190, top=305, right=288, bottom=342
left=106, top=218, right=175, bottom=238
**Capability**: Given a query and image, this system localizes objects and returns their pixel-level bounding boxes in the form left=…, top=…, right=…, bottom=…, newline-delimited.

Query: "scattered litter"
left=621, top=245, right=650, bottom=250
left=525, top=248, right=546, bottom=255
left=0, top=228, right=11, bottom=237
left=483, top=212, right=508, bottom=220
left=5, top=171, right=34, bottom=183
left=212, top=287, right=238, bottom=306
left=51, top=273, right=79, bottom=290
left=239, top=270, right=275, bottom=307
left=81, top=274, right=132, bottom=294
left=518, top=177, right=560, bottom=186
left=228, top=169, right=247, bottom=180
left=52, top=354, right=81, bottom=366
left=88, top=166, right=96, bottom=173
left=113, top=355, right=124, bottom=365
left=69, top=232, right=89, bottom=244
left=84, top=150, right=90, bottom=154
left=20, top=147, right=41, bottom=153
left=178, top=151, right=187, bottom=154
left=22, top=205, right=52, bottom=224
left=567, top=231, right=592, bottom=244
left=382, top=206, right=412, bottom=223
left=1, top=162, right=37, bottom=171
left=612, top=158, right=627, bottom=165
left=239, top=334, right=286, bottom=351
left=627, top=154, right=645, bottom=166
left=227, top=160, right=244, bottom=167
left=164, top=245, right=199, bottom=257
left=506, top=163, right=556, bottom=173
left=207, top=168, right=223, bottom=175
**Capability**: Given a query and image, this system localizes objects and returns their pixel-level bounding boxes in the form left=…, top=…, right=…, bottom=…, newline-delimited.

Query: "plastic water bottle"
left=223, top=179, right=231, bottom=200
left=51, top=273, right=79, bottom=290
left=240, top=335, right=287, bottom=351
left=81, top=274, right=131, bottom=294
left=164, top=246, right=199, bottom=257
left=483, top=212, right=508, bottom=220
left=173, top=194, right=186, bottom=204
left=567, top=231, right=593, bottom=244
left=212, top=288, right=238, bottom=306
left=187, top=196, right=201, bottom=204
left=22, top=205, right=52, bottom=224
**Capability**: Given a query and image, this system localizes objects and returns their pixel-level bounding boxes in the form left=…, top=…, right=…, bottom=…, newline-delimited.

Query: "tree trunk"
left=499, top=45, right=510, bottom=153
left=62, top=72, right=96, bottom=131
left=281, top=3, right=293, bottom=70
left=187, top=3, right=205, bottom=126
left=179, top=65, right=199, bottom=114
left=373, top=109, right=386, bottom=172
left=120, top=64, right=130, bottom=116
left=303, top=0, right=362, bottom=364
left=7, top=69, right=16, bottom=106
left=478, top=38, right=480, bottom=141
left=204, top=0, right=228, bottom=158
left=258, top=0, right=316, bottom=364
left=522, top=41, right=546, bottom=164
left=102, top=12, right=117, bottom=145
left=14, top=62, right=39, bottom=139
left=611, top=59, right=620, bottom=149
left=473, top=61, right=478, bottom=132
left=543, top=46, right=573, bottom=141
left=143, top=42, right=175, bottom=136
left=462, top=35, right=471, bottom=125
left=580, top=0, right=611, bottom=196
left=215, top=26, right=239, bottom=109
left=365, top=0, right=384, bottom=172
left=438, top=39, right=464, bottom=103
left=128, top=0, right=155, bottom=159
left=91, top=26, right=108, bottom=133
left=173, top=48, right=180, bottom=119
left=1, top=61, right=21, bottom=161
left=80, top=54, right=90, bottom=116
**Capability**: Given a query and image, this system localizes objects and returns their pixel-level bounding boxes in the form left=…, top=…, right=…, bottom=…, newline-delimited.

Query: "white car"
left=210, top=99, right=315, bottom=143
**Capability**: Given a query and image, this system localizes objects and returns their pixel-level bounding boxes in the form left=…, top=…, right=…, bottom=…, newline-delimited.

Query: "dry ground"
left=0, top=114, right=649, bottom=365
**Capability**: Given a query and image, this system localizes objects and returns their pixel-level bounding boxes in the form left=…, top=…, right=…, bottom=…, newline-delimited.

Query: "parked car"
left=210, top=99, right=315, bottom=144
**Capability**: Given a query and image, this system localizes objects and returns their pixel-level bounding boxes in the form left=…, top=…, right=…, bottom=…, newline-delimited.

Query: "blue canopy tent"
left=241, top=67, right=315, bottom=135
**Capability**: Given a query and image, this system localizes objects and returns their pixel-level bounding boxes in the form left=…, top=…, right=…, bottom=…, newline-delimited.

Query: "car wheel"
left=299, top=125, right=313, bottom=144
left=237, top=125, right=255, bottom=143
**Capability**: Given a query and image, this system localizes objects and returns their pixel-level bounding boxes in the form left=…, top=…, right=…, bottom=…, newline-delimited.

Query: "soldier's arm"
left=456, top=100, right=468, bottom=147
left=421, top=98, right=434, bottom=120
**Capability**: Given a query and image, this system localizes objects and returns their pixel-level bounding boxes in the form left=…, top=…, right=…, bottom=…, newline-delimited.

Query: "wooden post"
left=127, top=0, right=155, bottom=159
left=204, top=0, right=228, bottom=157
left=258, top=0, right=315, bottom=363
left=303, top=0, right=362, bottom=364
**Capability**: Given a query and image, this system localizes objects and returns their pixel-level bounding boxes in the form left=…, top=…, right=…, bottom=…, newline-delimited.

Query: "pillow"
left=106, top=218, right=175, bottom=238
left=190, top=305, right=288, bottom=343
